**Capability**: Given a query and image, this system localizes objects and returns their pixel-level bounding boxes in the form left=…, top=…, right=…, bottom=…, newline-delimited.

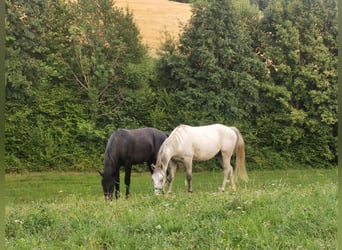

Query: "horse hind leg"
left=229, top=165, right=236, bottom=192
left=220, top=154, right=236, bottom=192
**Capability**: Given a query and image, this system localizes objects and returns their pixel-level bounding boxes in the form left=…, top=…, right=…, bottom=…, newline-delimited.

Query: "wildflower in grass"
left=14, top=219, right=23, bottom=224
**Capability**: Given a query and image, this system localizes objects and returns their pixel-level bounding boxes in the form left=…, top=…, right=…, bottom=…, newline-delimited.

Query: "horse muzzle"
left=104, top=193, right=113, bottom=201
left=154, top=188, right=164, bottom=195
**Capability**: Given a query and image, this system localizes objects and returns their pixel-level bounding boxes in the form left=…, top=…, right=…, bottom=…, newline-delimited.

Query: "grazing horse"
left=99, top=127, right=167, bottom=200
left=151, top=124, right=248, bottom=195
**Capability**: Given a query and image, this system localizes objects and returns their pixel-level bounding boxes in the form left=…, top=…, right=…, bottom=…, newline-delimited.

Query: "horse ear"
left=151, top=164, right=156, bottom=170
left=98, top=170, right=104, bottom=177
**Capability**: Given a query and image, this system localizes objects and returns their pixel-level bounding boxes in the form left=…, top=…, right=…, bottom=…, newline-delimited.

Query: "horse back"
left=111, top=128, right=167, bottom=164
left=171, top=124, right=238, bottom=160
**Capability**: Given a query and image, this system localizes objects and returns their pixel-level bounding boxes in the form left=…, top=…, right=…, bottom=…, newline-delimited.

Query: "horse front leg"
left=124, top=165, right=132, bottom=199
left=167, top=161, right=177, bottom=194
left=184, top=159, right=193, bottom=193
left=147, top=161, right=154, bottom=174
left=114, top=171, right=120, bottom=199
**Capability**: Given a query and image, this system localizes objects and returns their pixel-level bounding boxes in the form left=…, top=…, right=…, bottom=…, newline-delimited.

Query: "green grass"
left=5, top=168, right=337, bottom=249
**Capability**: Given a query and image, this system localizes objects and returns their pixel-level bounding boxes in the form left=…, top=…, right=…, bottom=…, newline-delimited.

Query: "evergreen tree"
left=157, top=0, right=266, bottom=127
left=256, top=0, right=337, bottom=167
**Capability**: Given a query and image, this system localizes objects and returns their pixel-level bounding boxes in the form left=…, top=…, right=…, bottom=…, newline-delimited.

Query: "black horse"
left=99, top=127, right=167, bottom=200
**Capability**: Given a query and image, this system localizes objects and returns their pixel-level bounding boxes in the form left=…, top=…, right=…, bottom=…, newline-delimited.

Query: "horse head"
left=151, top=164, right=167, bottom=195
left=98, top=170, right=114, bottom=201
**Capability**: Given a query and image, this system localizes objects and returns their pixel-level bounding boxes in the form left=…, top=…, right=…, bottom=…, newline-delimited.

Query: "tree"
left=157, top=0, right=266, bottom=127
left=63, top=0, right=148, bottom=128
left=5, top=0, right=95, bottom=171
left=256, top=0, right=337, bottom=167
left=5, top=0, right=157, bottom=172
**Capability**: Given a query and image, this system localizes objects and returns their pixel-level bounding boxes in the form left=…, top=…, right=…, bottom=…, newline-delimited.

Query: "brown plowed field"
left=115, top=0, right=192, bottom=56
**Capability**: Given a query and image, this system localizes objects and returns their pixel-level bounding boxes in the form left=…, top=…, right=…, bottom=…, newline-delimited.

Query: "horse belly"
left=192, top=142, right=220, bottom=161
left=130, top=143, right=153, bottom=164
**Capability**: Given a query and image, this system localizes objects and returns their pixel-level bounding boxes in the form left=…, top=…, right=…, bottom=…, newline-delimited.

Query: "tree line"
left=5, top=0, right=337, bottom=172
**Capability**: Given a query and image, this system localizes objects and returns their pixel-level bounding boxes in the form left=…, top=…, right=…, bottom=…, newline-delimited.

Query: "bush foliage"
left=5, top=0, right=337, bottom=172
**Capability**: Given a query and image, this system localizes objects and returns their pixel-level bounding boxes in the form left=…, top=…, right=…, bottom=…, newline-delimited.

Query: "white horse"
left=151, top=124, right=248, bottom=195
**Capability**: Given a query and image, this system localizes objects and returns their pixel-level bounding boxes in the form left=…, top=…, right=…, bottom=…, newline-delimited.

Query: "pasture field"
left=5, top=168, right=337, bottom=249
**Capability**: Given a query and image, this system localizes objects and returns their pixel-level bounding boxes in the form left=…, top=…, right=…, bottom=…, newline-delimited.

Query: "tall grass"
left=5, top=169, right=337, bottom=249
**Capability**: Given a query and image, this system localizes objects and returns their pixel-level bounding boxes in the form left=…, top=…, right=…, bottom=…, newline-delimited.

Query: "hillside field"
left=115, top=0, right=192, bottom=55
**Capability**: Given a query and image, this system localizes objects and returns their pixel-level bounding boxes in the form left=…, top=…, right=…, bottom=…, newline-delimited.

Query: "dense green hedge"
left=5, top=0, right=337, bottom=172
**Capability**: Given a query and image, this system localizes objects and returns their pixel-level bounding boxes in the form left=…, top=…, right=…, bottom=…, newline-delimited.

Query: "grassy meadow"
left=5, top=168, right=337, bottom=249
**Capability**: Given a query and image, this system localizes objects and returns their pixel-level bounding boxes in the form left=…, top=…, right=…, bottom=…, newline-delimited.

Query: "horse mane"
left=156, top=125, right=186, bottom=170
left=155, top=139, right=170, bottom=169
left=168, top=124, right=186, bottom=143
left=104, top=132, right=119, bottom=170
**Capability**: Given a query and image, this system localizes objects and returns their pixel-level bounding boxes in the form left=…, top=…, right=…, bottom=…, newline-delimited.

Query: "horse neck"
left=156, top=126, right=186, bottom=171
left=157, top=143, right=173, bottom=172
left=103, top=150, right=118, bottom=175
